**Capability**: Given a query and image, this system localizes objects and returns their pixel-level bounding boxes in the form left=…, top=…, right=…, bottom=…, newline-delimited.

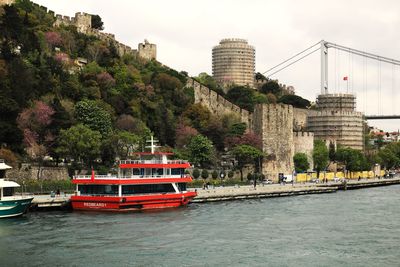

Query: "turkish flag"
left=343, top=76, right=348, bottom=81
left=91, top=168, right=95, bottom=181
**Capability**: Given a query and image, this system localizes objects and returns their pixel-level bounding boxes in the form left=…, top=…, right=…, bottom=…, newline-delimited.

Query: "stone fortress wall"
left=293, top=131, right=314, bottom=170
left=253, top=104, right=295, bottom=180
left=187, top=78, right=315, bottom=181
left=186, top=78, right=252, bottom=127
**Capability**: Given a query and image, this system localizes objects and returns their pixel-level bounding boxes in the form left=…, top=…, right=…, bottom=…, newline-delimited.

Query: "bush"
left=192, top=168, right=200, bottom=179
left=201, top=169, right=209, bottom=179
left=247, top=173, right=254, bottom=180
left=212, top=170, right=218, bottom=179
left=228, top=170, right=234, bottom=178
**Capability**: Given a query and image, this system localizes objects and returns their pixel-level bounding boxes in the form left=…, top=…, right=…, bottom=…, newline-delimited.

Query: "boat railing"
left=73, top=175, right=191, bottom=180
left=119, top=159, right=188, bottom=165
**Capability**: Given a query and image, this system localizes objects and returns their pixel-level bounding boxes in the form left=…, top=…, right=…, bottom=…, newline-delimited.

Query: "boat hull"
left=71, top=192, right=197, bottom=212
left=0, top=197, right=33, bottom=218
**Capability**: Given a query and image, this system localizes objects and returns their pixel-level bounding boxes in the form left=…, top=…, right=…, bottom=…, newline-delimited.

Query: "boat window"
left=3, top=187, right=14, bottom=197
left=171, top=168, right=183, bottom=175
left=78, top=185, right=118, bottom=195
left=132, top=168, right=140, bottom=175
left=177, top=183, right=187, bottom=192
left=122, top=184, right=175, bottom=195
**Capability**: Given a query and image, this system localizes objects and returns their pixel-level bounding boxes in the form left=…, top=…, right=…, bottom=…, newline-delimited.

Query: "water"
left=1, top=186, right=400, bottom=267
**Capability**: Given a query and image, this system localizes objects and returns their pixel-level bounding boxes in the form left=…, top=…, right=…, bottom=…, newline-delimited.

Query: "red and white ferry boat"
left=71, top=137, right=197, bottom=211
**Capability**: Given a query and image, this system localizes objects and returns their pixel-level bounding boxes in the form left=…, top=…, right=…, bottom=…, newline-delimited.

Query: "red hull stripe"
left=71, top=192, right=197, bottom=211
left=119, top=163, right=190, bottom=169
left=72, top=177, right=193, bottom=185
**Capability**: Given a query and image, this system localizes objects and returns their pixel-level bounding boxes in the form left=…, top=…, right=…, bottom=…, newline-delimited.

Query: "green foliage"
left=212, top=170, right=218, bottom=179
left=261, top=80, right=280, bottom=95
left=56, top=124, right=102, bottom=167
left=232, top=144, right=263, bottom=181
left=312, top=140, right=329, bottom=176
left=74, top=99, right=113, bottom=137
left=376, top=142, right=400, bottom=169
left=229, top=122, right=247, bottom=137
left=201, top=169, right=209, bottom=179
left=247, top=173, right=254, bottom=181
left=91, top=15, right=104, bottom=30
left=226, top=86, right=255, bottom=112
left=293, top=153, right=310, bottom=173
left=228, top=170, right=234, bottom=178
left=192, top=168, right=200, bottom=179
left=278, top=95, right=310, bottom=108
left=187, top=135, right=214, bottom=168
left=195, top=72, right=224, bottom=95
left=255, top=72, right=267, bottom=82
left=336, top=146, right=369, bottom=172
left=328, top=142, right=336, bottom=161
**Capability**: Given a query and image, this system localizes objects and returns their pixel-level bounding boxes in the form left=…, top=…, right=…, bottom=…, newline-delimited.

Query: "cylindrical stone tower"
left=212, top=38, right=255, bottom=91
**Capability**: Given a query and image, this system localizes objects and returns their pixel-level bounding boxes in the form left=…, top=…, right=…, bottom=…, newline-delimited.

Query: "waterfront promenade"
left=27, top=177, right=400, bottom=208
left=191, top=177, right=400, bottom=203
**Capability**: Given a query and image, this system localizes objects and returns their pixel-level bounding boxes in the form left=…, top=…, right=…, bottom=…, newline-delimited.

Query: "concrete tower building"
left=212, top=38, right=255, bottom=91
left=307, top=94, right=364, bottom=150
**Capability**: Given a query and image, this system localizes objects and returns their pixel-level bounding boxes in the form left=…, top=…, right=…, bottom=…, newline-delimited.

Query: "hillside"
left=0, top=0, right=262, bottom=173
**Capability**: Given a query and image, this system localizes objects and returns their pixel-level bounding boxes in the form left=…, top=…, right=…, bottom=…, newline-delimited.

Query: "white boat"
left=0, top=160, right=33, bottom=218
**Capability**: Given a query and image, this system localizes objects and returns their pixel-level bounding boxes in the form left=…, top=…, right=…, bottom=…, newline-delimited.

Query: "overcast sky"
left=33, top=0, right=400, bottom=131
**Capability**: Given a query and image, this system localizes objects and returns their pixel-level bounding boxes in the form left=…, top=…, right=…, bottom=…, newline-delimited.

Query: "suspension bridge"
left=262, top=40, right=400, bottom=120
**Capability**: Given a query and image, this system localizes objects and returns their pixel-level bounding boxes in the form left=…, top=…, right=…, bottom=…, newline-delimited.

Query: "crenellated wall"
left=186, top=78, right=252, bottom=127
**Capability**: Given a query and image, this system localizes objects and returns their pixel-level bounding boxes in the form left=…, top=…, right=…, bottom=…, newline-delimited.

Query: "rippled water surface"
left=1, top=185, right=400, bottom=267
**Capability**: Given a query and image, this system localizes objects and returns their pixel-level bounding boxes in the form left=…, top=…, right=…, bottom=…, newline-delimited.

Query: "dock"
left=30, top=194, right=72, bottom=210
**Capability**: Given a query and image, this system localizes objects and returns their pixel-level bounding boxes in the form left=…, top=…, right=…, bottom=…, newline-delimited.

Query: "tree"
left=201, top=169, right=209, bottom=179
left=212, top=170, right=218, bottom=179
left=16, top=101, right=55, bottom=178
left=74, top=99, right=113, bottom=137
left=175, top=123, right=198, bottom=149
left=91, top=14, right=104, bottom=30
left=232, top=144, right=263, bottom=181
left=56, top=124, right=102, bottom=169
left=336, top=147, right=369, bottom=175
left=328, top=142, right=336, bottom=161
left=261, top=80, right=280, bottom=95
left=312, top=140, right=329, bottom=179
left=187, top=134, right=214, bottom=168
left=294, top=153, right=310, bottom=173
left=192, top=168, right=200, bottom=179
left=226, top=86, right=255, bottom=112
left=228, top=170, right=234, bottom=179
left=228, top=122, right=247, bottom=137
left=278, top=95, right=310, bottom=108
left=255, top=72, right=266, bottom=82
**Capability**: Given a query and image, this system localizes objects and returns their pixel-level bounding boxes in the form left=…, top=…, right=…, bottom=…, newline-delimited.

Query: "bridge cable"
left=265, top=47, right=320, bottom=78
left=261, top=41, right=321, bottom=75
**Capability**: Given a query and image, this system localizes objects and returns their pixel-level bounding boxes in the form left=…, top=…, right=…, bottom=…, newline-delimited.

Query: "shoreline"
left=26, top=177, right=400, bottom=210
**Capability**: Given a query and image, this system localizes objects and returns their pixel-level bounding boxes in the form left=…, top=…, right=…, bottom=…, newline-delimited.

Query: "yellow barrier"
left=296, top=170, right=385, bottom=182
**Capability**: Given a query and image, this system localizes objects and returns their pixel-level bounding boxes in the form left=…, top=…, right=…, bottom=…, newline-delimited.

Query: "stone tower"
left=74, top=12, right=92, bottom=33
left=212, top=38, right=255, bottom=91
left=138, top=39, right=156, bottom=60
left=253, top=104, right=294, bottom=181
left=307, top=94, right=363, bottom=150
